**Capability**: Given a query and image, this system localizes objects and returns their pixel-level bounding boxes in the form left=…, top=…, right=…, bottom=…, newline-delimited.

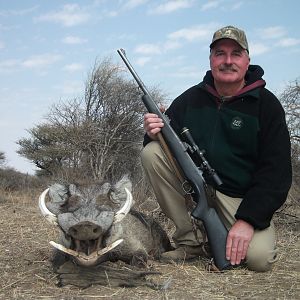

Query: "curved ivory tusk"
left=113, top=188, right=133, bottom=223
left=39, top=188, right=58, bottom=225
left=49, top=239, right=123, bottom=261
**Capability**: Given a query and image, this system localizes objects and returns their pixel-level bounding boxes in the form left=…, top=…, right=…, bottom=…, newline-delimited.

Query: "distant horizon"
left=1, top=0, right=299, bottom=174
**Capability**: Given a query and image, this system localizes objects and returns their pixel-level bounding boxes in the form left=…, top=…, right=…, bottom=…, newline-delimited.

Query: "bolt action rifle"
left=117, top=49, right=230, bottom=270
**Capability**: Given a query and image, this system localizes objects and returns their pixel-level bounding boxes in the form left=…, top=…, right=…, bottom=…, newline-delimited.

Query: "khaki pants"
left=141, top=141, right=278, bottom=272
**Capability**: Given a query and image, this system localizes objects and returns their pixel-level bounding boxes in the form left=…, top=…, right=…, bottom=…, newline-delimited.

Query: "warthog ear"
left=115, top=174, right=132, bottom=192
left=99, top=182, right=111, bottom=194
left=46, top=183, right=72, bottom=215
left=109, top=174, right=133, bottom=203
left=49, top=183, right=70, bottom=204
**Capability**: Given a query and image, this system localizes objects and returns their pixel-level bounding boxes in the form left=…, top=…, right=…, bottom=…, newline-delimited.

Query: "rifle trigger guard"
left=182, top=180, right=193, bottom=194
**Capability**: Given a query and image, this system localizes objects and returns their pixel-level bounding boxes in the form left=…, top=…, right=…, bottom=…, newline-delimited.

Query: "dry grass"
left=0, top=186, right=299, bottom=300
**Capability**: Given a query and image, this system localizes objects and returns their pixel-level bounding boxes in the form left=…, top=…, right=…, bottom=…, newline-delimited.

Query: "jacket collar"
left=198, top=64, right=266, bottom=100
left=204, top=79, right=266, bottom=99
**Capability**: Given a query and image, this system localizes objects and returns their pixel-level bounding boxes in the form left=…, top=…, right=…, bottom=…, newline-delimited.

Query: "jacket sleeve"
left=235, top=89, right=292, bottom=229
left=142, top=133, right=153, bottom=147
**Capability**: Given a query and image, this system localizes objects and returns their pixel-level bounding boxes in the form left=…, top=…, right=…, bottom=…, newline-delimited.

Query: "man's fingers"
left=227, top=235, right=247, bottom=265
left=226, top=236, right=233, bottom=260
left=144, top=113, right=164, bottom=136
left=241, top=240, right=250, bottom=260
left=145, top=120, right=164, bottom=132
left=149, top=127, right=162, bottom=135
left=230, top=239, right=240, bottom=265
left=145, top=117, right=163, bottom=126
left=235, top=240, right=245, bottom=265
left=226, top=220, right=254, bottom=266
left=227, top=238, right=250, bottom=265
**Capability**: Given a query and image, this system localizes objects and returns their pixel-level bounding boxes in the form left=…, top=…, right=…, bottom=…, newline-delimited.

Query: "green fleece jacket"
left=144, top=65, right=292, bottom=229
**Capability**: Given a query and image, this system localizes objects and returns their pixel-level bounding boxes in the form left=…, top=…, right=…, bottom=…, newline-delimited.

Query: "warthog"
left=39, top=175, right=172, bottom=287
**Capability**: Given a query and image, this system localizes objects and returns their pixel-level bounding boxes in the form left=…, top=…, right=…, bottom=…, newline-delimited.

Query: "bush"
left=0, top=168, right=46, bottom=191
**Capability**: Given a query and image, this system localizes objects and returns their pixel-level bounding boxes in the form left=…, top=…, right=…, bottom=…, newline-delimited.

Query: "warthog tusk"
left=39, top=188, right=58, bottom=225
left=113, top=188, right=133, bottom=223
left=49, top=239, right=124, bottom=261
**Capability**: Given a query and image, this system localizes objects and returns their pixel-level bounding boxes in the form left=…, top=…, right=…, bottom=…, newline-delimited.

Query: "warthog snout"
left=69, top=221, right=102, bottom=240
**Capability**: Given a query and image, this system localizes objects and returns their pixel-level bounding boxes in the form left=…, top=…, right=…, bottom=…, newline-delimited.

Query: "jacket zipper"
left=209, top=96, right=224, bottom=160
left=218, top=96, right=226, bottom=109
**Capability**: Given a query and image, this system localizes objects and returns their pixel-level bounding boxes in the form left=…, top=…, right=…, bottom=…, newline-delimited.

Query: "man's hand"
left=143, top=113, right=164, bottom=140
left=226, top=219, right=254, bottom=265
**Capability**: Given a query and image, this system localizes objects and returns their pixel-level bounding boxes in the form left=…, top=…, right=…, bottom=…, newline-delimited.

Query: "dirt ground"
left=0, top=187, right=299, bottom=300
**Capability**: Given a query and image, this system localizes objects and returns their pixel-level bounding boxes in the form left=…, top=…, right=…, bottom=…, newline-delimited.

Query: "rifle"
left=117, top=48, right=230, bottom=270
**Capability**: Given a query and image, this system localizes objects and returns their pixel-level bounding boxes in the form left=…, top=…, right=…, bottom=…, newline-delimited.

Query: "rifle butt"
left=200, top=208, right=231, bottom=270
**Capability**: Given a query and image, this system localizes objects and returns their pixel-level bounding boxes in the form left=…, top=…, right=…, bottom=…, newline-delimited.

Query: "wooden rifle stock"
left=117, top=49, right=230, bottom=270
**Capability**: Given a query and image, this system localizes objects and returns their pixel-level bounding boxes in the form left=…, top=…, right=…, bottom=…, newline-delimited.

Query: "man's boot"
left=160, top=245, right=207, bottom=263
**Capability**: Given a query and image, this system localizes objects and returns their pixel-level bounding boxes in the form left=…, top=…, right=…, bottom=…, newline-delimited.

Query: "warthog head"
left=39, top=175, right=171, bottom=268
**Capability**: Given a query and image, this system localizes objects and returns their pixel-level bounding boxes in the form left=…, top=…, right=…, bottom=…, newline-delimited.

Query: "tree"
left=17, top=123, right=74, bottom=176
left=0, top=151, right=6, bottom=168
left=17, top=57, right=167, bottom=181
left=279, top=79, right=300, bottom=183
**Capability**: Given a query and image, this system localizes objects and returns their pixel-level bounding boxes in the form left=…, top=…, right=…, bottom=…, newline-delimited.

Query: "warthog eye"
left=63, top=195, right=81, bottom=212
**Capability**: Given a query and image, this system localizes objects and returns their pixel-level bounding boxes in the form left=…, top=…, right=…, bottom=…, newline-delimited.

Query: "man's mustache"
left=219, top=64, right=238, bottom=72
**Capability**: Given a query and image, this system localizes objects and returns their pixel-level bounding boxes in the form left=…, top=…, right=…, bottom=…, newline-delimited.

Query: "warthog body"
left=39, top=176, right=172, bottom=270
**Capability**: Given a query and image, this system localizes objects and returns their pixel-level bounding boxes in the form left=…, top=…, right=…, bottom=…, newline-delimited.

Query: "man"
left=141, top=25, right=292, bottom=272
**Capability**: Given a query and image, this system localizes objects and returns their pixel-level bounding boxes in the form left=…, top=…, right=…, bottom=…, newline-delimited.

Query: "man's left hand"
left=226, top=219, right=254, bottom=265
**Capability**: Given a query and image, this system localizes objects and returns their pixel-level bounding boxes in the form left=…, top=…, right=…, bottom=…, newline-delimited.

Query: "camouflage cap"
left=210, top=25, right=249, bottom=52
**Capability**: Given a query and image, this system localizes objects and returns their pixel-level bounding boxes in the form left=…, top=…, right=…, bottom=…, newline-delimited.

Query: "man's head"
left=209, top=25, right=250, bottom=87
left=210, top=25, right=249, bottom=53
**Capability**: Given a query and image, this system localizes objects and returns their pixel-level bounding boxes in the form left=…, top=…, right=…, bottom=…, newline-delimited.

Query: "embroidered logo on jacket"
left=231, top=116, right=243, bottom=130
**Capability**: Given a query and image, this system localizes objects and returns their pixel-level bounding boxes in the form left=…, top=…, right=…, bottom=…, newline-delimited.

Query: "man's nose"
left=224, top=55, right=233, bottom=64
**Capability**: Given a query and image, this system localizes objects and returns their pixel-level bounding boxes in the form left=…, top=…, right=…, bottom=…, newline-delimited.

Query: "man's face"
left=210, top=39, right=250, bottom=85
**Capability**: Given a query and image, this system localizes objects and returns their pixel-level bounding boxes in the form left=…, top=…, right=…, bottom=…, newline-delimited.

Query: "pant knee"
left=141, top=141, right=163, bottom=170
left=141, top=141, right=155, bottom=165
left=246, top=246, right=278, bottom=272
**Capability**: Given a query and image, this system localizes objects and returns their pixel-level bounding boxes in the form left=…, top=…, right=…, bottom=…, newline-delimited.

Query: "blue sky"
left=1, top=0, right=299, bottom=174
